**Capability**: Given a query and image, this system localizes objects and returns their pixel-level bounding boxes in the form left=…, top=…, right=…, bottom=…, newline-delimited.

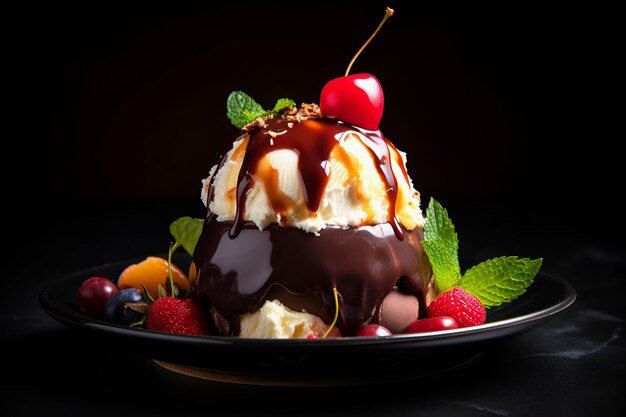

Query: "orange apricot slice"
left=188, top=261, right=198, bottom=285
left=117, top=256, right=190, bottom=299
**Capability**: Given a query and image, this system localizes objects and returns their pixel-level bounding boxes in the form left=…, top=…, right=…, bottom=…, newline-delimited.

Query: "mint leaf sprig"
left=169, top=216, right=203, bottom=256
left=422, top=200, right=461, bottom=294
left=165, top=217, right=204, bottom=292
left=423, top=198, right=542, bottom=308
left=226, top=91, right=296, bottom=129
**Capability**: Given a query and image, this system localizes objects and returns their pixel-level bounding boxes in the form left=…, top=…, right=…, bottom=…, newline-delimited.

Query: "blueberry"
left=102, top=288, right=144, bottom=326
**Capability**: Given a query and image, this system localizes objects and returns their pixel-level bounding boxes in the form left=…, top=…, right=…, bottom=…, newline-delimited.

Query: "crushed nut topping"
left=242, top=116, right=270, bottom=131
left=242, top=103, right=321, bottom=131
left=267, top=129, right=288, bottom=138
left=286, top=103, right=321, bottom=122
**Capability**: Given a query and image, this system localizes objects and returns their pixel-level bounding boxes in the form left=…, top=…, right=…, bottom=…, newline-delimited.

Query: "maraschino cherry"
left=320, top=7, right=393, bottom=130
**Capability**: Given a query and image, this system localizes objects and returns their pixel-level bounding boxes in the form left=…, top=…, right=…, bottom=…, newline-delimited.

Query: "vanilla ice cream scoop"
left=201, top=104, right=425, bottom=237
left=239, top=299, right=336, bottom=339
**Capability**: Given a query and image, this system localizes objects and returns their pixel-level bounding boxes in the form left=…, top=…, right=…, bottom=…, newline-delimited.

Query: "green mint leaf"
left=169, top=217, right=204, bottom=256
left=423, top=197, right=458, bottom=251
left=227, top=91, right=265, bottom=129
left=242, top=110, right=263, bottom=121
left=270, top=98, right=296, bottom=114
left=459, top=256, right=543, bottom=308
left=226, top=91, right=296, bottom=129
left=422, top=240, right=461, bottom=293
left=423, top=198, right=461, bottom=293
left=421, top=197, right=541, bottom=305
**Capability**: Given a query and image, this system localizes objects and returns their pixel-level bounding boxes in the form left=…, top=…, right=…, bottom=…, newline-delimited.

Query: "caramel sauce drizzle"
left=219, top=118, right=404, bottom=240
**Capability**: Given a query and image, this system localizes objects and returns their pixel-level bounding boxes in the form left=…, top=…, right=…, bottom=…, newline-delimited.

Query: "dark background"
left=9, top=1, right=619, bottom=218
left=4, top=2, right=624, bottom=416
left=8, top=0, right=621, bottom=277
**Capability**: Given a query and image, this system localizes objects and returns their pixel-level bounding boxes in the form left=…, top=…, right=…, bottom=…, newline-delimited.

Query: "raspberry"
left=427, top=287, right=486, bottom=328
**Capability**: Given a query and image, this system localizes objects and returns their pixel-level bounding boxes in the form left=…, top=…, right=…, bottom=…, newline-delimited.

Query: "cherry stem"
left=322, top=287, right=340, bottom=338
left=345, top=7, right=394, bottom=76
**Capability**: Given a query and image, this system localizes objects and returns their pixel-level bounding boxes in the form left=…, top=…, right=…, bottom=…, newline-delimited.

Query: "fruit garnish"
left=402, top=316, right=459, bottom=334
left=121, top=216, right=202, bottom=300
left=113, top=282, right=209, bottom=334
left=117, top=256, right=189, bottom=300
left=427, top=287, right=486, bottom=328
left=356, top=324, right=392, bottom=337
left=99, top=217, right=211, bottom=333
left=320, top=74, right=384, bottom=131
left=226, top=91, right=296, bottom=129
left=423, top=198, right=542, bottom=308
left=75, top=276, right=118, bottom=319
left=145, top=297, right=210, bottom=335
left=319, top=7, right=393, bottom=130
left=102, top=288, right=144, bottom=326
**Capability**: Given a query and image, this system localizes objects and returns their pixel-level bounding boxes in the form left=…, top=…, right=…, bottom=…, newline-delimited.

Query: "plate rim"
left=39, top=260, right=577, bottom=347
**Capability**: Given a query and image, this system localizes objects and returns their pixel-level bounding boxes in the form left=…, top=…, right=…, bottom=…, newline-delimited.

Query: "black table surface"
left=3, top=197, right=624, bottom=417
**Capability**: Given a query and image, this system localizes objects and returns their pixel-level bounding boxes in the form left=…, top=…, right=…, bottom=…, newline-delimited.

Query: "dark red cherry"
left=76, top=276, right=118, bottom=319
left=320, top=73, right=384, bottom=130
left=356, top=324, right=392, bottom=337
left=402, top=316, right=459, bottom=334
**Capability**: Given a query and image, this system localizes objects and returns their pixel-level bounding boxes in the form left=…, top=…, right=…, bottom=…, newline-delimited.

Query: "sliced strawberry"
left=427, top=287, right=486, bottom=328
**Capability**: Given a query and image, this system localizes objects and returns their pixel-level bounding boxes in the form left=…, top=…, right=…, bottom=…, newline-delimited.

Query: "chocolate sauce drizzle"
left=220, top=118, right=405, bottom=240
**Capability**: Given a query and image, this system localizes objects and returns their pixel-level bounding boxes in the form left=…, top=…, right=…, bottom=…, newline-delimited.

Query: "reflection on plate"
left=39, top=259, right=576, bottom=386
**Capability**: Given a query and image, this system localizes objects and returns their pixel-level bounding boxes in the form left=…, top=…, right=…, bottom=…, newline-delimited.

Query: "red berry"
left=76, top=276, right=118, bottom=319
left=306, top=334, right=318, bottom=339
left=320, top=73, right=384, bottom=130
left=145, top=297, right=210, bottom=335
left=402, top=316, right=459, bottom=334
left=356, top=324, right=392, bottom=337
left=427, top=287, right=486, bottom=328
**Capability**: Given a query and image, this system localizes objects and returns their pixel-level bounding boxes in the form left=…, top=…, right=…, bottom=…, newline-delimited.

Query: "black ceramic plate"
left=39, top=258, right=576, bottom=386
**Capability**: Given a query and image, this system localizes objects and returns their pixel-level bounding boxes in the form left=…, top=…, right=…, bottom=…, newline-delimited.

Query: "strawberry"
left=145, top=297, right=210, bottom=335
left=427, top=287, right=486, bottom=328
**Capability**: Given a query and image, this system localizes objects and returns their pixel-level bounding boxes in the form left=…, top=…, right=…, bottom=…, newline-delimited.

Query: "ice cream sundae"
left=189, top=100, right=434, bottom=337
left=73, top=7, right=542, bottom=339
